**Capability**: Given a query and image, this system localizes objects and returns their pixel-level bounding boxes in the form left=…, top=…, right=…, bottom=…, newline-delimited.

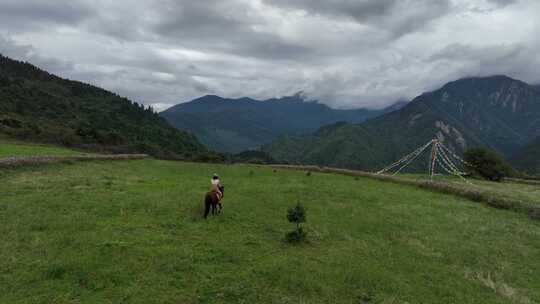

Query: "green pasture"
left=402, top=173, right=540, bottom=206
left=1, top=159, right=539, bottom=303
left=0, top=140, right=87, bottom=158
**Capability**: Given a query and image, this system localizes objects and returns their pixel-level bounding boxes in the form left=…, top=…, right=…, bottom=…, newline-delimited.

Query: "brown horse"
left=204, top=185, right=224, bottom=219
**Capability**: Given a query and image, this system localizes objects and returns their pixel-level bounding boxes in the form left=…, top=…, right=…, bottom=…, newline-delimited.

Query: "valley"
left=160, top=94, right=405, bottom=153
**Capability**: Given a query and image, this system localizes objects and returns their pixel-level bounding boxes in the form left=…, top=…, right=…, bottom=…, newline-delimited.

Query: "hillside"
left=0, top=54, right=206, bottom=158
left=264, top=76, right=540, bottom=171
left=511, top=136, right=540, bottom=174
left=1, top=158, right=539, bottom=303
left=160, top=94, right=405, bottom=153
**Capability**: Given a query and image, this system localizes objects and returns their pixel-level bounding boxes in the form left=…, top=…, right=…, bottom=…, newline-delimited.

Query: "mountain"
left=382, top=100, right=408, bottom=112
left=263, top=76, right=540, bottom=171
left=511, top=136, right=540, bottom=174
left=160, top=94, right=405, bottom=153
left=0, top=54, right=206, bottom=158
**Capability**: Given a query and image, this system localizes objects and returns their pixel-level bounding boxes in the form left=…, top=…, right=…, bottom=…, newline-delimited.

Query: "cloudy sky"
left=0, top=0, right=539, bottom=110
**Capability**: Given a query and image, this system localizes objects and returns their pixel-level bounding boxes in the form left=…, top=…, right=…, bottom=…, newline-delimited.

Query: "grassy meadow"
left=453, top=177, right=540, bottom=206
left=403, top=173, right=540, bottom=206
left=0, top=140, right=87, bottom=158
left=1, top=158, right=540, bottom=303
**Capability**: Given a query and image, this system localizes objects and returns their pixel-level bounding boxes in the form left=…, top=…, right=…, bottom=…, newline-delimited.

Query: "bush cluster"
left=464, top=148, right=515, bottom=182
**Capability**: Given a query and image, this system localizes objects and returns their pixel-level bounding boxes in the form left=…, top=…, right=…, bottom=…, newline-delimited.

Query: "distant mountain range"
left=160, top=94, right=406, bottom=153
left=2, top=53, right=538, bottom=173
left=263, top=76, right=540, bottom=172
left=0, top=54, right=206, bottom=158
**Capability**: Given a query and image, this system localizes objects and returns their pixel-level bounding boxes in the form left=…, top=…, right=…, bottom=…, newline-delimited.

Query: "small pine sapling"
left=285, top=203, right=307, bottom=243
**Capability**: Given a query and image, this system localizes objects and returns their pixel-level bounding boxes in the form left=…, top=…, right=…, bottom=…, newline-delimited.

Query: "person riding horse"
left=204, top=174, right=224, bottom=219
left=210, top=174, right=223, bottom=200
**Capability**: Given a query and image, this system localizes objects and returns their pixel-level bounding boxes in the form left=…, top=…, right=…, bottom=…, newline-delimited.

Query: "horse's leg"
left=204, top=196, right=211, bottom=219
left=218, top=203, right=222, bottom=213
left=211, top=201, right=217, bottom=215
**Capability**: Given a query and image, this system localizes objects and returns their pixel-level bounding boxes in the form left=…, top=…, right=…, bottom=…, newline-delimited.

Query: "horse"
left=204, top=185, right=224, bottom=219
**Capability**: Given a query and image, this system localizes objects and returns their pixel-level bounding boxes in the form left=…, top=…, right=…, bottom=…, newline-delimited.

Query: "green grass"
left=0, top=141, right=88, bottom=158
left=402, top=173, right=540, bottom=206
left=462, top=178, right=540, bottom=206
left=1, top=160, right=540, bottom=303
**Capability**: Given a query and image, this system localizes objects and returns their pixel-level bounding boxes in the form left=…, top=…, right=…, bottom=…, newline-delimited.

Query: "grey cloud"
left=487, top=0, right=518, bottom=7
left=80, top=1, right=313, bottom=61
left=263, top=0, right=452, bottom=37
left=0, top=35, right=32, bottom=57
left=0, top=0, right=538, bottom=111
left=150, top=1, right=313, bottom=60
left=428, top=42, right=540, bottom=84
left=0, top=0, right=94, bottom=32
left=0, top=35, right=75, bottom=74
left=263, top=0, right=399, bottom=21
left=429, top=43, right=521, bottom=62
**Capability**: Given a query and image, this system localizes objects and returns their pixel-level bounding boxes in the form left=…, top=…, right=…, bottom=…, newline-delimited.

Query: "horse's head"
left=219, top=185, right=224, bottom=194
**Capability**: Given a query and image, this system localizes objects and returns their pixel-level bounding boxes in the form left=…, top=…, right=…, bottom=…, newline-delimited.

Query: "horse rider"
left=210, top=173, right=223, bottom=200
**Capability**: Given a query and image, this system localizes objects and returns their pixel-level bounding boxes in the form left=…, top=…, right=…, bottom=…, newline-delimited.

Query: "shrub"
left=193, top=152, right=227, bottom=163
left=285, top=228, right=307, bottom=243
left=464, top=148, right=514, bottom=182
left=529, top=208, right=540, bottom=221
left=233, top=150, right=276, bottom=164
left=285, top=203, right=307, bottom=243
left=45, top=263, right=66, bottom=280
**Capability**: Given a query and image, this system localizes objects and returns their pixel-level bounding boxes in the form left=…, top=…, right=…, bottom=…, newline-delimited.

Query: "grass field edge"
left=0, top=154, right=149, bottom=168
left=265, top=164, right=540, bottom=221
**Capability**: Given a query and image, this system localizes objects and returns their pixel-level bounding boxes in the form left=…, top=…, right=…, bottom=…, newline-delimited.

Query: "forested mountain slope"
left=511, top=136, right=540, bottom=174
left=160, top=94, right=405, bottom=152
left=0, top=54, right=206, bottom=158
